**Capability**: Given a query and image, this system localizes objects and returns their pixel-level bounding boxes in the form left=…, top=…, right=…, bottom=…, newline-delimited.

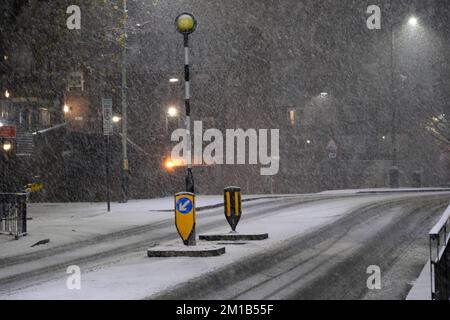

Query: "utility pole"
left=389, top=0, right=400, bottom=189
left=121, top=0, right=129, bottom=202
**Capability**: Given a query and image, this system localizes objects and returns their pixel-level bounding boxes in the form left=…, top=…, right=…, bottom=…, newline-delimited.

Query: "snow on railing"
left=429, top=204, right=450, bottom=300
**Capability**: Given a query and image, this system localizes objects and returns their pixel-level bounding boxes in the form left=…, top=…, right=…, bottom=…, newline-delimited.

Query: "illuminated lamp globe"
left=175, top=13, right=197, bottom=34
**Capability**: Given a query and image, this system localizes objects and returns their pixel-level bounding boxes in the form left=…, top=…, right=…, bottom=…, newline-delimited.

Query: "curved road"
left=154, top=193, right=449, bottom=300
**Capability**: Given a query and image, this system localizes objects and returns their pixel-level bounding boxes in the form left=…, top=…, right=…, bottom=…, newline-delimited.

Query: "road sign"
left=26, top=182, right=44, bottom=193
left=175, top=192, right=196, bottom=245
left=16, top=131, right=34, bottom=156
left=102, top=98, right=113, bottom=136
left=0, top=126, right=16, bottom=138
left=326, top=139, right=338, bottom=152
left=224, top=186, right=242, bottom=232
left=326, top=139, right=338, bottom=160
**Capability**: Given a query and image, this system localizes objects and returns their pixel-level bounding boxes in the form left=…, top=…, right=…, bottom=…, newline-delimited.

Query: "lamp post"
left=389, top=13, right=419, bottom=188
left=1, top=140, right=12, bottom=192
left=175, top=13, right=197, bottom=193
left=165, top=106, right=179, bottom=133
left=120, top=0, right=130, bottom=203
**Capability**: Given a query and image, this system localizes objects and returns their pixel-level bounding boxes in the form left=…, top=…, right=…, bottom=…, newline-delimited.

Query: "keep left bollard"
left=224, top=186, right=242, bottom=232
left=199, top=186, right=269, bottom=242
left=175, top=192, right=196, bottom=246
left=147, top=191, right=226, bottom=257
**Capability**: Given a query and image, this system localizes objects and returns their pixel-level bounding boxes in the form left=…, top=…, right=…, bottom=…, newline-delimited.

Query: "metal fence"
left=0, top=193, right=27, bottom=239
left=430, top=205, right=450, bottom=300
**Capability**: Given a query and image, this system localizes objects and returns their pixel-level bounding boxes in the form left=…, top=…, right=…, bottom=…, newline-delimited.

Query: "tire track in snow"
left=0, top=194, right=354, bottom=290
left=151, top=195, right=448, bottom=300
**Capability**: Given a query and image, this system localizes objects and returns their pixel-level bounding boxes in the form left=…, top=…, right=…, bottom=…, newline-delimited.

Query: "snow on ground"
left=0, top=192, right=435, bottom=300
left=0, top=195, right=279, bottom=260
left=320, top=188, right=450, bottom=195
left=406, top=261, right=431, bottom=300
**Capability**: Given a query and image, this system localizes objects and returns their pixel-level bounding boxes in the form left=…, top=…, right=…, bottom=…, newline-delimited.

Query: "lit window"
left=288, top=109, right=296, bottom=125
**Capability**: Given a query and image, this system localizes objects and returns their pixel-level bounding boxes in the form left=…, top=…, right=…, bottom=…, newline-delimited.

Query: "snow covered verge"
left=0, top=195, right=283, bottom=260
left=320, top=188, right=450, bottom=195
left=0, top=192, right=443, bottom=300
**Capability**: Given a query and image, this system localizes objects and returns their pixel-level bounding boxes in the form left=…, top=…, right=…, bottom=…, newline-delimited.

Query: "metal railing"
left=0, top=193, right=27, bottom=239
left=430, top=204, right=450, bottom=300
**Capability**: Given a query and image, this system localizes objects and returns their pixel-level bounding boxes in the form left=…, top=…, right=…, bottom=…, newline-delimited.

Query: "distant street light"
left=112, top=115, right=121, bottom=123
left=167, top=107, right=178, bottom=118
left=165, top=159, right=175, bottom=171
left=175, top=12, right=197, bottom=194
left=408, top=16, right=418, bottom=27
left=166, top=106, right=179, bottom=133
left=2, top=141, right=12, bottom=152
left=4, top=90, right=10, bottom=99
left=63, top=104, right=70, bottom=113
left=169, top=78, right=179, bottom=83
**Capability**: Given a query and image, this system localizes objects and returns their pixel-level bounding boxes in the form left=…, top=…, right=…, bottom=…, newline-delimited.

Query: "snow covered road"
left=154, top=194, right=448, bottom=300
left=0, top=192, right=448, bottom=299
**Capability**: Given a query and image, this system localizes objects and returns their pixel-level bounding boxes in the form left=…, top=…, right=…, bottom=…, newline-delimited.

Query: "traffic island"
left=199, top=232, right=269, bottom=241
left=147, top=245, right=226, bottom=257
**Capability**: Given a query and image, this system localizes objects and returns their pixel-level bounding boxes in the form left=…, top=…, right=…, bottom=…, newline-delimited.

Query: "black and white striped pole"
left=175, top=13, right=197, bottom=194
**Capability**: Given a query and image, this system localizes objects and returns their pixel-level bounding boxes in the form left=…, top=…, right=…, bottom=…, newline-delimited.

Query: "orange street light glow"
left=165, top=160, right=175, bottom=170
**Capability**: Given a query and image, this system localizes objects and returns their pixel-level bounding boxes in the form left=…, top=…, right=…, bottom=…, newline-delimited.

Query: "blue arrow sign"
left=176, top=197, right=193, bottom=214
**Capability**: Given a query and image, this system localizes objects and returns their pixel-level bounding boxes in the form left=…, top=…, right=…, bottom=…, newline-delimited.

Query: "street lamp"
left=1, top=140, right=12, bottom=192
left=167, top=107, right=178, bottom=118
left=175, top=12, right=197, bottom=194
left=112, top=115, right=121, bottom=123
left=4, top=90, right=10, bottom=99
left=2, top=141, right=12, bottom=152
left=165, top=106, right=179, bottom=133
left=175, top=13, right=197, bottom=35
left=165, top=159, right=175, bottom=171
left=63, top=104, right=70, bottom=113
left=120, top=0, right=130, bottom=203
left=389, top=14, right=419, bottom=188
left=408, top=17, right=418, bottom=27
left=169, top=78, right=179, bottom=83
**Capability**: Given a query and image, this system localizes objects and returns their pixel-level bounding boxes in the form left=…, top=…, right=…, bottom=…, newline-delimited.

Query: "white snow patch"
left=406, top=261, right=432, bottom=300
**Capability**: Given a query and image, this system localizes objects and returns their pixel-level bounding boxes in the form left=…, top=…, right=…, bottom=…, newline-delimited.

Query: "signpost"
left=102, top=98, right=113, bottom=212
left=326, top=138, right=338, bottom=159
left=175, top=192, right=196, bottom=246
left=102, top=98, right=113, bottom=136
left=224, top=186, right=242, bottom=232
left=16, top=131, right=33, bottom=156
